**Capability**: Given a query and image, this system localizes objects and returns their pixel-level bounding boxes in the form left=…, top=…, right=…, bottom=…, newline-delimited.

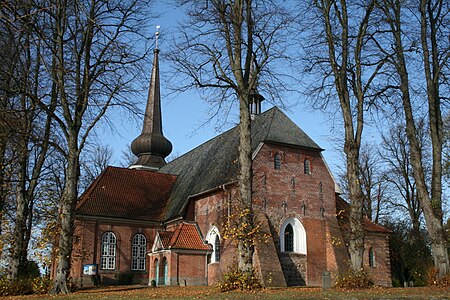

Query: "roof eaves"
left=252, top=142, right=264, bottom=160
left=75, top=214, right=162, bottom=226
left=264, top=140, right=324, bottom=152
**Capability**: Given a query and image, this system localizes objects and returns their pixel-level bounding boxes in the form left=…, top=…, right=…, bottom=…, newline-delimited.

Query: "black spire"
left=130, top=35, right=172, bottom=170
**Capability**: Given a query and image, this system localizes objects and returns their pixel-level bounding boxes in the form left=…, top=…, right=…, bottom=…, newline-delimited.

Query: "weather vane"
left=155, top=25, right=161, bottom=49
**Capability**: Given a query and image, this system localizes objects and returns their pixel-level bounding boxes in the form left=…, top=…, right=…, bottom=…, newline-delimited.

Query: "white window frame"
left=206, top=226, right=221, bottom=263
left=101, top=232, right=116, bottom=270
left=280, top=217, right=307, bottom=254
left=131, top=233, right=146, bottom=271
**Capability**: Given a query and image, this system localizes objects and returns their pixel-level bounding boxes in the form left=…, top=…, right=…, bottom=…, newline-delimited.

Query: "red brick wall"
left=70, top=142, right=391, bottom=288
left=193, top=189, right=238, bottom=285
left=252, top=143, right=336, bottom=220
left=252, top=143, right=338, bottom=286
left=364, top=233, right=392, bottom=286
left=324, top=218, right=350, bottom=282
left=70, top=219, right=159, bottom=286
left=191, top=143, right=347, bottom=286
left=148, top=251, right=208, bottom=286
left=178, top=252, right=208, bottom=285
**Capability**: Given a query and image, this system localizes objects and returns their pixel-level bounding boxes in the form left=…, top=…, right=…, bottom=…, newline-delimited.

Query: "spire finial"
left=129, top=30, right=172, bottom=171
left=155, top=25, right=160, bottom=50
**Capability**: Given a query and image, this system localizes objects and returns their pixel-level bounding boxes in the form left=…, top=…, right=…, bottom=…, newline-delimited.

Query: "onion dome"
left=130, top=47, right=172, bottom=170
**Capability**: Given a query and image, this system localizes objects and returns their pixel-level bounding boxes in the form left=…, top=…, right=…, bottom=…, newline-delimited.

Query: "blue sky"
left=96, top=2, right=348, bottom=178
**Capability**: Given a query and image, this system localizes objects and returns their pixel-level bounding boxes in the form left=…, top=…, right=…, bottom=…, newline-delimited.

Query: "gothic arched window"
left=214, top=235, right=221, bottom=262
left=280, top=218, right=307, bottom=254
left=131, top=233, right=146, bottom=270
left=206, top=226, right=221, bottom=263
left=284, top=224, right=294, bottom=252
left=100, top=232, right=116, bottom=270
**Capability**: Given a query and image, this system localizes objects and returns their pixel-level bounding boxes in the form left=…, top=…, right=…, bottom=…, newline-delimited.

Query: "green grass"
left=2, top=285, right=449, bottom=300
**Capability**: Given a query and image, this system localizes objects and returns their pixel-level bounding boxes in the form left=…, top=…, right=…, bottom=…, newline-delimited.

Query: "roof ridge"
left=170, top=223, right=183, bottom=247
left=263, top=107, right=278, bottom=142
left=161, top=107, right=278, bottom=168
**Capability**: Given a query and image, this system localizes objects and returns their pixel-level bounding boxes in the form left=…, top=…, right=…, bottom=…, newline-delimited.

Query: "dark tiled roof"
left=76, top=166, right=177, bottom=221
left=335, top=196, right=391, bottom=233
left=159, top=107, right=322, bottom=220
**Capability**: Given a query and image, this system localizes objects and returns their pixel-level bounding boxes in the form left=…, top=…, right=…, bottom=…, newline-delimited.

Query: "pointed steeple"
left=130, top=27, right=172, bottom=170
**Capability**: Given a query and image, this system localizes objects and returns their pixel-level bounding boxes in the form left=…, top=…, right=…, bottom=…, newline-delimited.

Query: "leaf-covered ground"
left=3, top=285, right=449, bottom=300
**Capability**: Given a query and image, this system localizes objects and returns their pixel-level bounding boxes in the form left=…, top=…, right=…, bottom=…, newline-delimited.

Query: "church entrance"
left=161, top=257, right=168, bottom=285
left=154, top=258, right=159, bottom=285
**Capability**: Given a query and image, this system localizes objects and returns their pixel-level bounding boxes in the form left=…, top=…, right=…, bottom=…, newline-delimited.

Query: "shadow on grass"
left=77, top=284, right=149, bottom=294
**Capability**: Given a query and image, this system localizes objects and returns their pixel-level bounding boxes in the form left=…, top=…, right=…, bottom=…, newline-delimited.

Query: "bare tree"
left=0, top=2, right=57, bottom=280
left=377, top=0, right=449, bottom=278
left=9, top=0, right=155, bottom=293
left=358, top=144, right=388, bottom=223
left=380, top=122, right=425, bottom=236
left=305, top=0, right=386, bottom=270
left=79, top=143, right=114, bottom=191
left=444, top=113, right=449, bottom=182
left=169, top=0, right=294, bottom=273
left=337, top=143, right=390, bottom=224
left=0, top=8, right=19, bottom=240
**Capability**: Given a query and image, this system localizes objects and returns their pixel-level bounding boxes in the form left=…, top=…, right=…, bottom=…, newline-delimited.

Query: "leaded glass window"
left=131, top=234, right=146, bottom=271
left=101, top=232, right=116, bottom=270
left=284, top=224, right=294, bottom=252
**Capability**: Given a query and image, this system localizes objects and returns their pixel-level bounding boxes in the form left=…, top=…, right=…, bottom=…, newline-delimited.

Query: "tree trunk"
left=346, top=148, right=365, bottom=270
left=51, top=142, right=79, bottom=294
left=237, top=93, right=254, bottom=273
left=384, top=0, right=449, bottom=277
left=314, top=0, right=372, bottom=271
left=419, top=0, right=448, bottom=278
left=9, top=174, right=28, bottom=280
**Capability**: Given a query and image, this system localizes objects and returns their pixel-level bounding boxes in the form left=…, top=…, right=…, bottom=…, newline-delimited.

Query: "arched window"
left=369, top=248, right=375, bottom=267
left=131, top=234, right=146, bottom=271
left=280, top=218, right=307, bottom=254
left=206, top=226, right=221, bottom=263
left=284, top=224, right=294, bottom=252
left=214, top=235, right=221, bottom=262
left=274, top=153, right=281, bottom=170
left=100, top=232, right=116, bottom=270
left=304, top=159, right=311, bottom=174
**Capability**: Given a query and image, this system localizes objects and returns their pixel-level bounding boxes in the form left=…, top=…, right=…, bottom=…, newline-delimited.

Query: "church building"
left=67, top=45, right=392, bottom=288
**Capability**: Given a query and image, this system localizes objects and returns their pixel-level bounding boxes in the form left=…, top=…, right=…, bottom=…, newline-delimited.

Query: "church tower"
left=130, top=28, right=172, bottom=170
